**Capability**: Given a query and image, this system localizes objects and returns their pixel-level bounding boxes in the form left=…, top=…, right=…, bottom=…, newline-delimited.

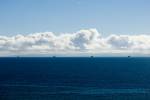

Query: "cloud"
left=0, top=28, right=150, bottom=56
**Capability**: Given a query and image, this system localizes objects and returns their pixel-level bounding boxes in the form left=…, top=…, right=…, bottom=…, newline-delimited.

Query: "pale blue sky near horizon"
left=0, top=0, right=150, bottom=36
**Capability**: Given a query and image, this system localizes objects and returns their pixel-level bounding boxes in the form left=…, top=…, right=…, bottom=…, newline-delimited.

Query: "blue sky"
left=0, top=0, right=150, bottom=56
left=0, top=0, right=150, bottom=36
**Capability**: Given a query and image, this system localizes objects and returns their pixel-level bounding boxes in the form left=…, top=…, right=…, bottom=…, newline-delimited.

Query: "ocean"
left=0, top=57, right=150, bottom=100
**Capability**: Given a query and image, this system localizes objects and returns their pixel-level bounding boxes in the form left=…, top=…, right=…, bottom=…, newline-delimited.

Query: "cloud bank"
left=0, top=29, right=150, bottom=56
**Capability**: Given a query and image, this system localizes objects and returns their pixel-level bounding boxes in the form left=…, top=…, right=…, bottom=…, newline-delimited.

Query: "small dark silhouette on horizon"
left=90, top=56, right=94, bottom=58
left=53, top=56, right=56, bottom=58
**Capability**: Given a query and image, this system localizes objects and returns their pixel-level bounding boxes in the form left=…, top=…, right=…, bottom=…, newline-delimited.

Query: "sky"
left=0, top=0, right=150, bottom=35
left=0, top=0, right=150, bottom=56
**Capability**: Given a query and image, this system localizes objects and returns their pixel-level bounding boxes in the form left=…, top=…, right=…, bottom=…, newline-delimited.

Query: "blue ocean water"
left=0, top=57, right=150, bottom=100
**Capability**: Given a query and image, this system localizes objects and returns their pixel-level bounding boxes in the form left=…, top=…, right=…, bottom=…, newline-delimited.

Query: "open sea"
left=0, top=57, right=150, bottom=100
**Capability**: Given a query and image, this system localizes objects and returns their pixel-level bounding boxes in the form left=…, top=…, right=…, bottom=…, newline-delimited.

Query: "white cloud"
left=0, top=28, right=150, bottom=56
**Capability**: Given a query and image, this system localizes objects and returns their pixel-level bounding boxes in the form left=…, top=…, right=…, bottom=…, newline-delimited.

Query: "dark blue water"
left=1, top=57, right=150, bottom=100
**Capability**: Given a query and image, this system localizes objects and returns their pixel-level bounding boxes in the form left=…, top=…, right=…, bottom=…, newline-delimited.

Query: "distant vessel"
left=128, top=56, right=131, bottom=58
left=90, top=56, right=94, bottom=58
left=52, top=56, right=56, bottom=58
left=17, top=56, right=20, bottom=58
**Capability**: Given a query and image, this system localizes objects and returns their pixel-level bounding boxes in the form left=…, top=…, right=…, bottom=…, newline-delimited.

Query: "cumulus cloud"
left=0, top=28, right=150, bottom=56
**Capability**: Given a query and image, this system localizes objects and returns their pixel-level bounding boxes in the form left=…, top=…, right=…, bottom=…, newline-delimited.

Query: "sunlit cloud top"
left=0, top=29, right=150, bottom=56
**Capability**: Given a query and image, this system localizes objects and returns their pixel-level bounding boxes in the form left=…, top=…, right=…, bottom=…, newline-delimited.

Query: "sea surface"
left=0, top=57, right=150, bottom=100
